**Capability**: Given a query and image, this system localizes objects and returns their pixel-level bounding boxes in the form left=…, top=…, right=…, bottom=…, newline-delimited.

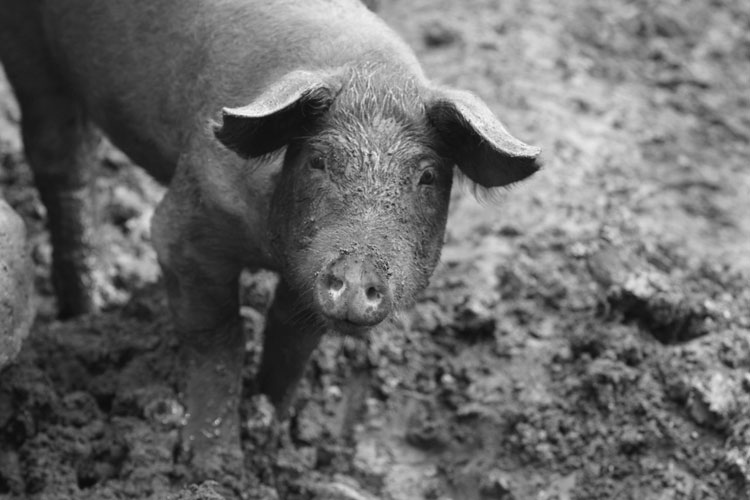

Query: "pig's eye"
left=309, top=157, right=326, bottom=171
left=418, top=168, right=437, bottom=186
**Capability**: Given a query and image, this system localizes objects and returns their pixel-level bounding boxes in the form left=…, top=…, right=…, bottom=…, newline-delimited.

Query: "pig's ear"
left=214, top=70, right=340, bottom=158
left=426, top=88, right=542, bottom=188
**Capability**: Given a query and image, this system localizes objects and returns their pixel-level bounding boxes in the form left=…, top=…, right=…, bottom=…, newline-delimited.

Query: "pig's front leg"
left=257, top=280, right=325, bottom=418
left=163, top=267, right=244, bottom=471
left=151, top=191, right=245, bottom=487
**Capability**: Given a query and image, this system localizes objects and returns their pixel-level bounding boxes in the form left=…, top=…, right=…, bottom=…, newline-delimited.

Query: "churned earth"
left=1, top=0, right=749, bottom=499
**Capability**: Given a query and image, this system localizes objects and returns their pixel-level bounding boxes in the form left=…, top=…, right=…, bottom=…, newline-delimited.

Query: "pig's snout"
left=315, top=255, right=392, bottom=329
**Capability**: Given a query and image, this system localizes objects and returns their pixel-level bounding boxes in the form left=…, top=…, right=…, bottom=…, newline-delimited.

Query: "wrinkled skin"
left=0, top=0, right=540, bottom=491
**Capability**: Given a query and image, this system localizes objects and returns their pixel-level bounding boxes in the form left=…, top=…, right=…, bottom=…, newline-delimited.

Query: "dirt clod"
left=479, top=469, right=514, bottom=499
left=421, top=19, right=461, bottom=48
left=687, top=371, right=738, bottom=431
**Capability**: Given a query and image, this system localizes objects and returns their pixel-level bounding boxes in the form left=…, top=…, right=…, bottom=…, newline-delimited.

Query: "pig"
left=0, top=198, right=35, bottom=371
left=0, top=0, right=540, bottom=485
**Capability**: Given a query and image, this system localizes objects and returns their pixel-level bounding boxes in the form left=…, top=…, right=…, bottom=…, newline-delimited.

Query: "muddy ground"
left=1, top=0, right=749, bottom=499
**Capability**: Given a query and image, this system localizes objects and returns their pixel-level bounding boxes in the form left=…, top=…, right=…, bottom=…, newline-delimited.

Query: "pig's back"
left=40, top=0, right=422, bottom=178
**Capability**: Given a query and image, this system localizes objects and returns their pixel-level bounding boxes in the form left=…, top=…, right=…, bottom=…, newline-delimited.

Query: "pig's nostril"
left=315, top=257, right=392, bottom=328
left=328, top=276, right=344, bottom=292
left=366, top=286, right=382, bottom=302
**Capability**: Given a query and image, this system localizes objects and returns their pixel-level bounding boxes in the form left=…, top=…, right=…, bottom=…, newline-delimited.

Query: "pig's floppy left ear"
left=214, top=70, right=340, bottom=158
left=427, top=88, right=541, bottom=187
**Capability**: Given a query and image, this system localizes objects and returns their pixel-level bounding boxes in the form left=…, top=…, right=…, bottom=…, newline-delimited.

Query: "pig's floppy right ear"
left=427, top=87, right=542, bottom=188
left=214, top=70, right=340, bottom=158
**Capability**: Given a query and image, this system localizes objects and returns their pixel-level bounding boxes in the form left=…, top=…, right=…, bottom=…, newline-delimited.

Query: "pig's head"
left=214, top=66, right=540, bottom=335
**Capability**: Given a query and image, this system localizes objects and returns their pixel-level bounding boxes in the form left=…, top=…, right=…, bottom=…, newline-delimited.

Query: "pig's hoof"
left=53, top=264, right=99, bottom=319
left=176, top=433, right=246, bottom=496
left=0, top=200, right=35, bottom=371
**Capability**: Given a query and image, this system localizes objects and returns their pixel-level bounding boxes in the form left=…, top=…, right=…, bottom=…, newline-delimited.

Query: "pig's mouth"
left=327, top=318, right=376, bottom=338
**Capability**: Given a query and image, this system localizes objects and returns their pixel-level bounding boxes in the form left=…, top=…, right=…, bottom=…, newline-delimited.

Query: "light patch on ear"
left=221, top=71, right=332, bottom=120
left=213, top=69, right=341, bottom=158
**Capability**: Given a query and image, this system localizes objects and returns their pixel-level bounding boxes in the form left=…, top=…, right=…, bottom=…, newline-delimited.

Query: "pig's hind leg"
left=0, top=4, right=100, bottom=318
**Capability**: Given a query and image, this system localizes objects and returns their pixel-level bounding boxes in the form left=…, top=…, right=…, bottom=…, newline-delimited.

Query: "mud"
left=1, top=0, right=749, bottom=499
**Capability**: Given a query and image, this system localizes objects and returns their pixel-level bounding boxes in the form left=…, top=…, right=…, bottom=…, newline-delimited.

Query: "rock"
left=725, top=447, right=750, bottom=489
left=304, top=475, right=379, bottom=500
left=409, top=299, right=451, bottom=334
left=687, top=372, right=738, bottom=430
left=0, top=199, right=34, bottom=371
left=588, top=246, right=712, bottom=344
left=453, top=297, right=496, bottom=341
left=168, top=481, right=227, bottom=500
left=245, top=394, right=279, bottom=450
left=108, top=184, right=146, bottom=227
left=353, top=437, right=389, bottom=480
left=479, top=469, right=515, bottom=499
left=293, top=401, right=328, bottom=444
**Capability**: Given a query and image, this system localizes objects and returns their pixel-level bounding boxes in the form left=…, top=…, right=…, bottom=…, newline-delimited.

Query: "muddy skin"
left=267, top=69, right=453, bottom=329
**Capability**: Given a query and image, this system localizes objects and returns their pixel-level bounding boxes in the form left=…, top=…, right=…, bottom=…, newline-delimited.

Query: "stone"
left=0, top=199, right=34, bottom=371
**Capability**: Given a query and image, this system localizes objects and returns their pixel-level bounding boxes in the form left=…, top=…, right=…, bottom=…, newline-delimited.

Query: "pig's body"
left=0, top=0, right=540, bottom=491
left=41, top=0, right=419, bottom=181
